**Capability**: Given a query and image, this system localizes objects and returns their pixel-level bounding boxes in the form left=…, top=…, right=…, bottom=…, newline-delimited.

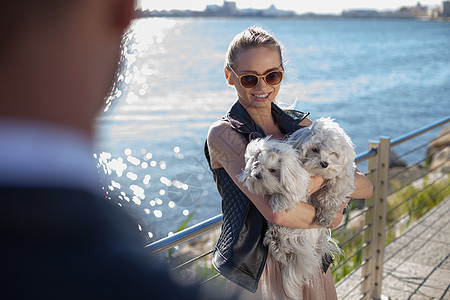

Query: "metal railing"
left=145, top=116, right=450, bottom=298
left=336, top=116, right=450, bottom=300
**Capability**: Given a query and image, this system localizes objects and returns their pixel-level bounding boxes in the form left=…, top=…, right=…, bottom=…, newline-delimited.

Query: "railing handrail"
left=355, top=148, right=377, bottom=164
left=146, top=214, right=223, bottom=255
left=391, top=116, right=449, bottom=148
left=145, top=116, right=450, bottom=256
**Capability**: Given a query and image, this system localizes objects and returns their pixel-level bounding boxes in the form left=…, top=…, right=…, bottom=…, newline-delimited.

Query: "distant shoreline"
left=135, top=13, right=450, bottom=22
left=136, top=1, right=450, bottom=22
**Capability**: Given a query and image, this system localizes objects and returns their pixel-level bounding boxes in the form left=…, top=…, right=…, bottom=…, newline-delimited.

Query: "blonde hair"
left=225, top=26, right=284, bottom=69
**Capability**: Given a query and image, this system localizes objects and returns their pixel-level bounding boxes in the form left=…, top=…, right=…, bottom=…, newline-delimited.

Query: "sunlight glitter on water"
left=105, top=18, right=193, bottom=113
left=95, top=140, right=212, bottom=242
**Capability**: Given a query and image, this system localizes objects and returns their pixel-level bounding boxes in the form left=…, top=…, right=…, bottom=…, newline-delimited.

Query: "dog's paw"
left=266, top=241, right=289, bottom=265
left=264, top=229, right=280, bottom=250
left=315, top=217, right=332, bottom=227
left=264, top=230, right=290, bottom=265
left=315, top=209, right=334, bottom=227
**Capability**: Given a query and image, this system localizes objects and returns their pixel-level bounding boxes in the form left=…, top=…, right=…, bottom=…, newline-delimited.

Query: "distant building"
left=409, top=2, right=432, bottom=18
left=223, top=1, right=237, bottom=12
left=441, top=1, right=450, bottom=17
left=205, top=1, right=237, bottom=16
left=205, top=1, right=295, bottom=17
left=342, top=9, right=380, bottom=18
left=262, top=5, right=296, bottom=17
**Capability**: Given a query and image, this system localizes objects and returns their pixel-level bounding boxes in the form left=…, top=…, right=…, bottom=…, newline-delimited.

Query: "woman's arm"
left=351, top=168, right=374, bottom=199
left=328, top=171, right=373, bottom=227
left=272, top=169, right=372, bottom=229
left=207, top=121, right=373, bottom=229
left=207, top=121, right=323, bottom=229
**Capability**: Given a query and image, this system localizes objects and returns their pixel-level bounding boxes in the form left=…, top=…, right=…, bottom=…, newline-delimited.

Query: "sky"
left=138, top=0, right=443, bottom=14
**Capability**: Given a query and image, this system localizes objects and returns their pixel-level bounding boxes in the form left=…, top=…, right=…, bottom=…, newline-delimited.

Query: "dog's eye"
left=268, top=168, right=276, bottom=173
left=331, top=152, right=339, bottom=157
left=312, top=148, right=320, bottom=153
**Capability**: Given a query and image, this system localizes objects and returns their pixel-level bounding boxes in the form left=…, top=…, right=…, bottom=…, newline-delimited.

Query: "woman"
left=205, top=27, right=373, bottom=299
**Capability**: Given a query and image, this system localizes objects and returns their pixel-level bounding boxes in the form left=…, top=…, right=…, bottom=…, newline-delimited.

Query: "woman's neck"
left=246, top=104, right=284, bottom=139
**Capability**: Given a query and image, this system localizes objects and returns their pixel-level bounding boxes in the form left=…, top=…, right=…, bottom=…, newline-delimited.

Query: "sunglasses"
left=227, top=65, right=284, bottom=88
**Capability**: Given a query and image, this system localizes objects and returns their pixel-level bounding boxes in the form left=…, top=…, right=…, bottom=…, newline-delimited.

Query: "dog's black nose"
left=255, top=173, right=262, bottom=179
left=320, top=161, right=329, bottom=168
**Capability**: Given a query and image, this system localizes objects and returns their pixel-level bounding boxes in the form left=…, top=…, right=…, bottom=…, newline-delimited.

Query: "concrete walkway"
left=337, top=197, right=450, bottom=299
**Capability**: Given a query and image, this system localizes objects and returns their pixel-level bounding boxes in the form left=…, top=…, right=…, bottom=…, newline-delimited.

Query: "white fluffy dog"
left=288, top=117, right=356, bottom=227
left=239, top=137, right=340, bottom=299
left=239, top=137, right=310, bottom=212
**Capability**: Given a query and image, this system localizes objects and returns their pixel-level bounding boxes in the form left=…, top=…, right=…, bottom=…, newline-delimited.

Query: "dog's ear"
left=328, top=124, right=356, bottom=166
left=289, top=127, right=313, bottom=153
left=246, top=138, right=270, bottom=168
left=338, top=142, right=356, bottom=166
left=245, top=138, right=262, bottom=158
left=299, top=131, right=318, bottom=157
left=237, top=169, right=247, bottom=183
left=241, top=138, right=263, bottom=181
left=279, top=152, right=310, bottom=200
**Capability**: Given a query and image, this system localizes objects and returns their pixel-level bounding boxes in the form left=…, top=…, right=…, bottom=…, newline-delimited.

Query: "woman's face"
left=227, top=47, right=282, bottom=110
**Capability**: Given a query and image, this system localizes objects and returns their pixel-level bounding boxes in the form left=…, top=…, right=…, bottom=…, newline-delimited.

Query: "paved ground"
left=337, top=197, right=450, bottom=299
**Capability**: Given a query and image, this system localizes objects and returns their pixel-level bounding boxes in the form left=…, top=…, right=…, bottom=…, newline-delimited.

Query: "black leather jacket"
left=204, top=101, right=311, bottom=292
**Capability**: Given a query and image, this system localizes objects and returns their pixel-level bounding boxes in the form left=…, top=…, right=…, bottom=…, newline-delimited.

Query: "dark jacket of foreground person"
left=0, top=187, right=208, bottom=299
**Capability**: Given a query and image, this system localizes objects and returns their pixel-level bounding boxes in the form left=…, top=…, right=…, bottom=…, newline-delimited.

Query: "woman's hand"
left=350, top=168, right=373, bottom=199
left=307, top=175, right=325, bottom=196
left=328, top=198, right=350, bottom=228
left=327, top=168, right=373, bottom=228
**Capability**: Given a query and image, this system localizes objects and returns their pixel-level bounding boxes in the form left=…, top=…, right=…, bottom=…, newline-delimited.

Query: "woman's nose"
left=255, top=77, right=268, bottom=89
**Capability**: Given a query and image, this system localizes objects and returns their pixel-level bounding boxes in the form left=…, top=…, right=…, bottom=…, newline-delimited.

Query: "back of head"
left=0, top=1, right=76, bottom=59
left=0, top=0, right=134, bottom=137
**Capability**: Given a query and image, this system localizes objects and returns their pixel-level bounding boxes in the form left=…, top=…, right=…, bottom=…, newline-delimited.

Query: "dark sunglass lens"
left=266, top=71, right=283, bottom=85
left=241, top=75, right=258, bottom=88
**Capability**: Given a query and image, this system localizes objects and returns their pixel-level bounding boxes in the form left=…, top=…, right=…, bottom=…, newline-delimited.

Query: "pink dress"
left=227, top=253, right=338, bottom=300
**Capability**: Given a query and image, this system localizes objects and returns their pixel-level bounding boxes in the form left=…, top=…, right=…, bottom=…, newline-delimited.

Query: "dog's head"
left=289, top=117, right=356, bottom=179
left=239, top=137, right=306, bottom=196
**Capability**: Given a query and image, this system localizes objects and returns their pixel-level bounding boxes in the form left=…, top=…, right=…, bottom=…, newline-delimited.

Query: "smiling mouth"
left=253, top=93, right=270, bottom=99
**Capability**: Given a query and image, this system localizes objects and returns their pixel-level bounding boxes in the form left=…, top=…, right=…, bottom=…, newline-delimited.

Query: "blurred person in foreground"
left=0, top=1, right=223, bottom=299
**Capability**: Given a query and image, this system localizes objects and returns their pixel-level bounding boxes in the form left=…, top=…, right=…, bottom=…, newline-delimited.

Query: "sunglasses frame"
left=227, top=64, right=284, bottom=89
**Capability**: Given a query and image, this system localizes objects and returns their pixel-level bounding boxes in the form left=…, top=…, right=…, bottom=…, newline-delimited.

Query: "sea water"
left=94, top=17, right=450, bottom=243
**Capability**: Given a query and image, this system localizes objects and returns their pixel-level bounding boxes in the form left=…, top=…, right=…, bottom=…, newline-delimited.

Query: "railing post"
left=372, top=137, right=390, bottom=299
left=361, top=137, right=390, bottom=299
left=361, top=141, right=379, bottom=299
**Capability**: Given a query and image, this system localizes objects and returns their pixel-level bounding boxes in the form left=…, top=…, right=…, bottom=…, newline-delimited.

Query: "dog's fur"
left=239, top=137, right=310, bottom=212
left=288, top=117, right=356, bottom=226
left=239, top=137, right=340, bottom=299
